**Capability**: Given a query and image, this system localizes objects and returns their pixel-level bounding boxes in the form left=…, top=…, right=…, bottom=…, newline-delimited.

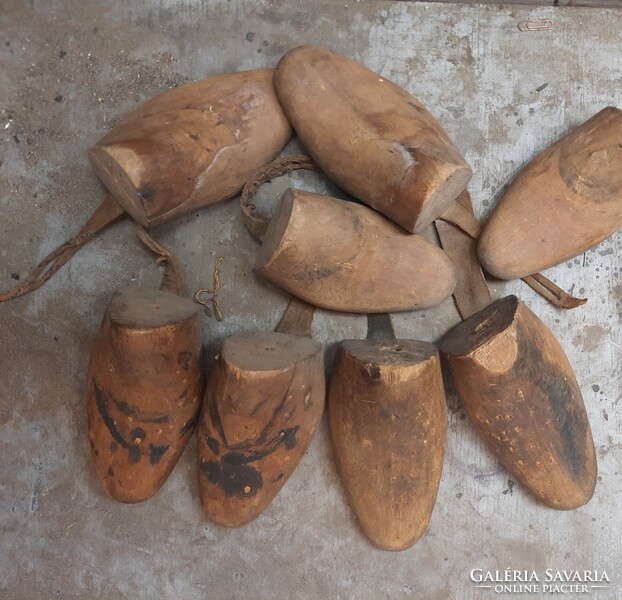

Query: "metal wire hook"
left=194, top=257, right=224, bottom=321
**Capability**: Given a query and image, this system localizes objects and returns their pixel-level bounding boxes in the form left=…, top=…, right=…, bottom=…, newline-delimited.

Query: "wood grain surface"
left=329, top=339, right=446, bottom=550
left=91, top=69, right=292, bottom=227
left=478, top=107, right=622, bottom=279
left=198, top=331, right=325, bottom=527
left=87, top=287, right=204, bottom=502
left=440, top=296, right=597, bottom=510
left=256, top=188, right=457, bottom=312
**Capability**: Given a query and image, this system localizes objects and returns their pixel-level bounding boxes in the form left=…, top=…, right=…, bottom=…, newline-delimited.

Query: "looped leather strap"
left=240, top=155, right=320, bottom=241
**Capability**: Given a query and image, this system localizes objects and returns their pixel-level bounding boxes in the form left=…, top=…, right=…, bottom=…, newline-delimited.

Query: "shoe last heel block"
left=255, top=188, right=457, bottom=314
left=329, top=315, right=446, bottom=551
left=198, top=300, right=325, bottom=528
left=87, top=230, right=204, bottom=503
left=478, top=107, right=622, bottom=280
left=440, top=295, right=597, bottom=510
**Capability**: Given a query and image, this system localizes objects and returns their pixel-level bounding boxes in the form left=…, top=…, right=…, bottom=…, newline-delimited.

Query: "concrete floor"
left=1, top=1, right=621, bottom=598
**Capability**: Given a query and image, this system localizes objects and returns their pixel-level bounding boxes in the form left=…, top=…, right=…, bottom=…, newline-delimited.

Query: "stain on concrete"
left=572, top=325, right=606, bottom=352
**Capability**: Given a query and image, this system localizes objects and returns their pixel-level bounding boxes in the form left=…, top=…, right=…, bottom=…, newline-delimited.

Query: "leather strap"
left=435, top=191, right=492, bottom=319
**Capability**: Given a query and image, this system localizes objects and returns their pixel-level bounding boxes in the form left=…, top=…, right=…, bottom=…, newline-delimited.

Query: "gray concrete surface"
left=1, top=1, right=621, bottom=598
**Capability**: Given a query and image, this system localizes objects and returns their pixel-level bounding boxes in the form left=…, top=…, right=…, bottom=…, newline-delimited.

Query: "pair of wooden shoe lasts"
left=269, top=45, right=622, bottom=290
left=87, top=229, right=325, bottom=527
left=282, top=47, right=622, bottom=284
left=328, top=294, right=596, bottom=552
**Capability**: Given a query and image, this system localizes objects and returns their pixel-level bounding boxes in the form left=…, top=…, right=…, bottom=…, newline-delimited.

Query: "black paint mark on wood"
left=130, top=427, right=147, bottom=442
left=128, top=446, right=141, bottom=464
left=113, top=398, right=169, bottom=423
left=93, top=380, right=131, bottom=451
left=93, top=381, right=160, bottom=467
left=205, top=428, right=299, bottom=464
left=208, top=394, right=228, bottom=447
left=255, top=387, right=292, bottom=447
left=283, top=428, right=298, bottom=450
left=206, top=436, right=220, bottom=455
left=149, top=444, right=169, bottom=465
left=201, top=460, right=263, bottom=498
left=202, top=377, right=304, bottom=496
